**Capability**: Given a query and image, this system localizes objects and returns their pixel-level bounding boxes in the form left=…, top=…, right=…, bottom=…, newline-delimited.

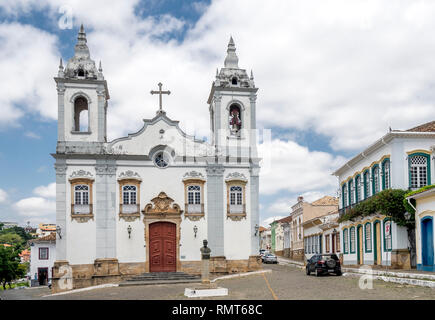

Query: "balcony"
left=227, top=204, right=246, bottom=221
left=71, top=204, right=93, bottom=223
left=339, top=195, right=374, bottom=217
left=184, top=203, right=205, bottom=221
left=119, top=204, right=140, bottom=222
left=71, top=204, right=92, bottom=214
left=120, top=204, right=140, bottom=214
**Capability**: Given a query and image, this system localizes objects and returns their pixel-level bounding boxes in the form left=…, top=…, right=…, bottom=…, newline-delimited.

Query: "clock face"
left=154, top=152, right=169, bottom=168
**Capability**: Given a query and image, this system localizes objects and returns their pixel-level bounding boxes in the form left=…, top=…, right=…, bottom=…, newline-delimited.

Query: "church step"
left=119, top=278, right=201, bottom=287
left=123, top=272, right=201, bottom=282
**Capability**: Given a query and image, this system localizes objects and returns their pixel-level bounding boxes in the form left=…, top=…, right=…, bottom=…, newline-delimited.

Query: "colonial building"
left=259, top=227, right=271, bottom=250
left=36, top=223, right=57, bottom=237
left=303, top=211, right=340, bottom=261
left=51, top=26, right=261, bottom=292
left=407, top=183, right=435, bottom=272
left=290, top=196, right=338, bottom=261
left=30, top=233, right=56, bottom=287
left=334, top=121, right=435, bottom=269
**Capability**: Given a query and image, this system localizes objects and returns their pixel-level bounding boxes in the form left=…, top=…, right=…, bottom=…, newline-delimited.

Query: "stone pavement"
left=1, top=263, right=435, bottom=300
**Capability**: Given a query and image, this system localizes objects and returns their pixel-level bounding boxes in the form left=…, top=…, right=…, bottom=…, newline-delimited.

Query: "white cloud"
left=261, top=216, right=285, bottom=227
left=24, top=131, right=41, bottom=139
left=2, top=1, right=435, bottom=151
left=13, top=197, right=55, bottom=217
left=0, top=189, right=7, bottom=203
left=0, top=23, right=59, bottom=126
left=267, top=198, right=293, bottom=215
left=259, top=139, right=346, bottom=195
left=33, top=182, right=56, bottom=198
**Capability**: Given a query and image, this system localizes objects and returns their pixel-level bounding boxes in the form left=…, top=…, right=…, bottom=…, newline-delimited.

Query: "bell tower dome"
left=55, top=25, right=109, bottom=153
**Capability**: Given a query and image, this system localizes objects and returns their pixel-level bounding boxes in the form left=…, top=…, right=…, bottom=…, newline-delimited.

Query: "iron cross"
left=150, top=82, right=171, bottom=112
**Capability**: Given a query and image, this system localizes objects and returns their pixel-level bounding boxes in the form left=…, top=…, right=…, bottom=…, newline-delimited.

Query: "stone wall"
left=391, top=249, right=411, bottom=269
left=291, top=249, right=304, bottom=261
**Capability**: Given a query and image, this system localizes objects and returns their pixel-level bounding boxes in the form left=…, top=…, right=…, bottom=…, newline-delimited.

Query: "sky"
left=0, top=0, right=434, bottom=227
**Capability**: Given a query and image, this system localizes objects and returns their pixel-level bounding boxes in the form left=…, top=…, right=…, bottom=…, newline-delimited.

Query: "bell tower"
left=55, top=25, right=110, bottom=153
left=207, top=37, right=258, bottom=158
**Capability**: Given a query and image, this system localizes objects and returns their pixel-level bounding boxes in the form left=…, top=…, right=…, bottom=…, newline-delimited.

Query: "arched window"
left=409, top=153, right=430, bottom=189
left=355, top=175, right=361, bottom=203
left=348, top=180, right=354, bottom=205
left=77, top=68, right=85, bottom=77
left=230, top=186, right=243, bottom=205
left=342, top=183, right=348, bottom=208
left=384, top=219, right=392, bottom=251
left=229, top=104, right=242, bottom=134
left=343, top=229, right=349, bottom=254
left=74, top=185, right=89, bottom=205
left=372, top=165, right=380, bottom=195
left=74, top=96, right=89, bottom=132
left=122, top=185, right=137, bottom=205
left=365, top=223, right=372, bottom=252
left=350, top=227, right=356, bottom=253
left=363, top=170, right=370, bottom=199
left=188, top=185, right=201, bottom=205
left=231, top=77, right=238, bottom=85
left=382, top=159, right=391, bottom=190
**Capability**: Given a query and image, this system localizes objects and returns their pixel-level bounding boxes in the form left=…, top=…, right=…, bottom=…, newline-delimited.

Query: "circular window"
left=154, top=151, right=170, bottom=168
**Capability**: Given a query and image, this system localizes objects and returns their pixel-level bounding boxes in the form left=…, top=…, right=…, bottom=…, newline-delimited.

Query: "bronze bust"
left=200, top=239, right=211, bottom=260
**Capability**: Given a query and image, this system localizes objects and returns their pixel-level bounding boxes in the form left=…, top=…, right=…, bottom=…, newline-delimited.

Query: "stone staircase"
left=119, top=272, right=201, bottom=287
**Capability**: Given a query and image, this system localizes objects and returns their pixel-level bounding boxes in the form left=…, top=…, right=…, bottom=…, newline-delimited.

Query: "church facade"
left=51, top=26, right=261, bottom=292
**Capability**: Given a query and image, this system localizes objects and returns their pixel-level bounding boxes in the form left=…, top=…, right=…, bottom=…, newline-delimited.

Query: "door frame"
left=357, top=225, right=364, bottom=265
left=373, top=220, right=381, bottom=265
left=37, top=267, right=48, bottom=285
left=149, top=221, right=177, bottom=272
left=421, top=216, right=434, bottom=267
left=142, top=192, right=182, bottom=273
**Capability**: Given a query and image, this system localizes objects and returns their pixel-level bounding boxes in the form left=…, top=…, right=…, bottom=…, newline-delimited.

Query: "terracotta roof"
left=311, top=196, right=339, bottom=206
left=406, top=120, right=435, bottom=132
left=1, top=244, right=12, bottom=247
left=259, top=226, right=267, bottom=232
left=276, top=216, right=292, bottom=223
left=31, top=232, right=56, bottom=243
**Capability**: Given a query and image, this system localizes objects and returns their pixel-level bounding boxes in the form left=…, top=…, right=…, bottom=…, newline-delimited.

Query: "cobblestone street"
left=2, top=263, right=435, bottom=300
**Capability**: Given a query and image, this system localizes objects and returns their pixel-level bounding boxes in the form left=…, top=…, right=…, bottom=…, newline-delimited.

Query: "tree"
left=0, top=223, right=3, bottom=231
left=0, top=246, right=20, bottom=290
left=0, top=234, right=23, bottom=248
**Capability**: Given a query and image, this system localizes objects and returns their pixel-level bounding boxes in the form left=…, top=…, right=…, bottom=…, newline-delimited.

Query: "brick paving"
left=1, top=263, right=435, bottom=300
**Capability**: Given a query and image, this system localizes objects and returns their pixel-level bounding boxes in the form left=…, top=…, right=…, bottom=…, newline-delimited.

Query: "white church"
left=51, top=26, right=261, bottom=292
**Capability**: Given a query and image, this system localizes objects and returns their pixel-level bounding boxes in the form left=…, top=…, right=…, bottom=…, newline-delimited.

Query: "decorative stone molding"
left=119, top=212, right=140, bottom=222
left=142, top=192, right=183, bottom=217
left=227, top=213, right=247, bottom=221
left=118, top=170, right=141, bottom=181
left=184, top=213, right=205, bottom=221
left=225, top=172, right=248, bottom=183
left=71, top=213, right=94, bottom=223
left=96, top=164, right=116, bottom=177
left=54, top=164, right=67, bottom=176
left=69, top=170, right=94, bottom=180
left=182, top=171, right=206, bottom=182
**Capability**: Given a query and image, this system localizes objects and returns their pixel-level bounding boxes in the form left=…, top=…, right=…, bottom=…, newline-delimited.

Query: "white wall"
left=30, top=242, right=56, bottom=283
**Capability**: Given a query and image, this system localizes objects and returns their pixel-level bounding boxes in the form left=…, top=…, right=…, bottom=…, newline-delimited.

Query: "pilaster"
left=55, top=159, right=67, bottom=260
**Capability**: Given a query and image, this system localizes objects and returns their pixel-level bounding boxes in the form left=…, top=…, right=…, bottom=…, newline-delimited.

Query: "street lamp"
left=193, top=225, right=198, bottom=238
left=127, top=225, right=132, bottom=239
left=254, top=224, right=259, bottom=236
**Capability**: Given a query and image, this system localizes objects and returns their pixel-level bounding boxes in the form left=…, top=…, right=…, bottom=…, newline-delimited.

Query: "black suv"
left=306, top=254, right=342, bottom=276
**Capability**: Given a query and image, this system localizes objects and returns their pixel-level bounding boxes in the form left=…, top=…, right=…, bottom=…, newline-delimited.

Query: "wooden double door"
left=149, top=222, right=177, bottom=272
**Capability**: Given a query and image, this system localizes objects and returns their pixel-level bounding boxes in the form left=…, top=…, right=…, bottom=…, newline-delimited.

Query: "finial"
left=77, top=23, right=87, bottom=44
left=99, top=60, right=103, bottom=72
left=216, top=68, right=219, bottom=77
left=58, top=57, right=64, bottom=77
left=250, top=69, right=254, bottom=80
left=224, top=35, right=239, bottom=68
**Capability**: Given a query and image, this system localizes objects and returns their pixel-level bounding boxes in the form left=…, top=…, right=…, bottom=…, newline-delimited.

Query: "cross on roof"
left=150, top=82, right=171, bottom=113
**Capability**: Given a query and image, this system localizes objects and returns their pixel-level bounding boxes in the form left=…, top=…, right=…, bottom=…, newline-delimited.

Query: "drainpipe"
left=407, top=197, right=417, bottom=212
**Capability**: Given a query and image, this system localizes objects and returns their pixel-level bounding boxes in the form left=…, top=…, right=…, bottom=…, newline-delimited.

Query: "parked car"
left=262, top=253, right=278, bottom=264
left=259, top=249, right=266, bottom=256
left=306, top=254, right=342, bottom=276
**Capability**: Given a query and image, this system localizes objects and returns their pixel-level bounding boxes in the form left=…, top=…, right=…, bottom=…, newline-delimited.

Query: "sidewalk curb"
left=343, top=272, right=435, bottom=288
left=211, top=269, right=272, bottom=282
left=41, top=283, right=119, bottom=297
left=342, top=267, right=435, bottom=281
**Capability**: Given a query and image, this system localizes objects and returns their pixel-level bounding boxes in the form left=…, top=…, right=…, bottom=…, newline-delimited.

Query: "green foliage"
left=338, top=189, right=411, bottom=227
left=0, top=245, right=21, bottom=289
left=403, top=185, right=435, bottom=217
left=0, top=234, right=23, bottom=247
